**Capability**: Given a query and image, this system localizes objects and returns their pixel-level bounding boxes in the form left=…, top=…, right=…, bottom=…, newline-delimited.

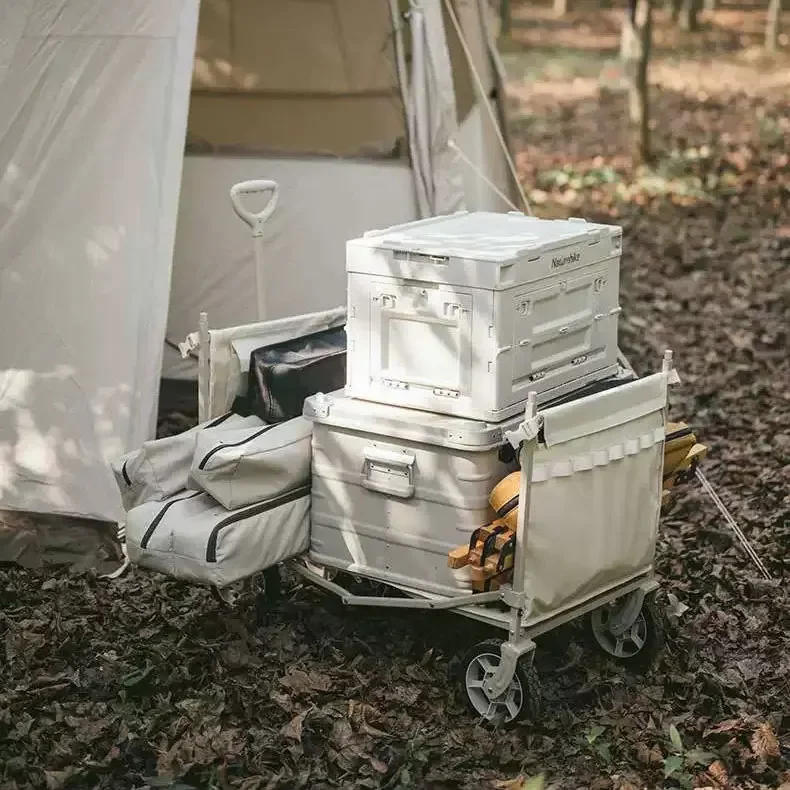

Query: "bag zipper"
left=207, top=411, right=235, bottom=428
left=140, top=491, right=202, bottom=549
left=205, top=485, right=310, bottom=562
left=197, top=424, right=275, bottom=470
left=121, top=412, right=234, bottom=488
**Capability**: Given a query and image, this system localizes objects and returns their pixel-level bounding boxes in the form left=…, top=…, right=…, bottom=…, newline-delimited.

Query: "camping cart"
left=118, top=188, right=710, bottom=726
left=291, top=356, right=676, bottom=725
left=134, top=337, right=680, bottom=726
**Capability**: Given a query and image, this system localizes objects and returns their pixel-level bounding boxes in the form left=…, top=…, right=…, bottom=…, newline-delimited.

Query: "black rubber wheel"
left=586, top=594, right=665, bottom=669
left=459, top=638, right=543, bottom=728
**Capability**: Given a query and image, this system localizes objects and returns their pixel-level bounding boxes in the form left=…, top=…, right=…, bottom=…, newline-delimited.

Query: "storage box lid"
left=346, top=211, right=623, bottom=289
left=303, top=390, right=522, bottom=451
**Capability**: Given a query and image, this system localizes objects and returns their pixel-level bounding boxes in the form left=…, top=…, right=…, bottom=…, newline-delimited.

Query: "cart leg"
left=482, top=635, right=536, bottom=700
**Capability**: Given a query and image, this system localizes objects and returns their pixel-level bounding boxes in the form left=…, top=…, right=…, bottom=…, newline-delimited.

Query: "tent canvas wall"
left=0, top=0, right=522, bottom=553
left=163, top=0, right=520, bottom=379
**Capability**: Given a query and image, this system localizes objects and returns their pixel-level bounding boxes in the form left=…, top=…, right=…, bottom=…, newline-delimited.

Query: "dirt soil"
left=2, top=5, right=789, bottom=789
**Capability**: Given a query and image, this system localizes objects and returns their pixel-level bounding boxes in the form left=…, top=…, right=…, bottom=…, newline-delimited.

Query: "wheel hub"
left=591, top=606, right=648, bottom=658
left=465, top=652, right=523, bottom=723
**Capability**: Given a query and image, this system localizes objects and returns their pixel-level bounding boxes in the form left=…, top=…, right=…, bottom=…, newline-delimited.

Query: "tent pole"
left=198, top=312, right=210, bottom=422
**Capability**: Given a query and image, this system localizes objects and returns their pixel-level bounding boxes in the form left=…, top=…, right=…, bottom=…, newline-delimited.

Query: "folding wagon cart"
left=289, top=351, right=678, bottom=726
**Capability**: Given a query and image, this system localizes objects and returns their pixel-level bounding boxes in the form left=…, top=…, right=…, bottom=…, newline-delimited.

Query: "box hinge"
left=432, top=388, right=460, bottom=399
left=380, top=378, right=409, bottom=390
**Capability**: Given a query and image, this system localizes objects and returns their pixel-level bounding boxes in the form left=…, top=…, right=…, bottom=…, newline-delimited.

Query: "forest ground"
left=1, top=3, right=789, bottom=788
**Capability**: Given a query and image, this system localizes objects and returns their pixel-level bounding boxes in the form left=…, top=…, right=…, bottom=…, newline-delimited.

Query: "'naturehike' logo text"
left=551, top=251, right=581, bottom=268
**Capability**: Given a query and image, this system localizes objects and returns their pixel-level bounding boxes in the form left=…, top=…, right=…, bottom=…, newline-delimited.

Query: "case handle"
left=361, top=446, right=415, bottom=499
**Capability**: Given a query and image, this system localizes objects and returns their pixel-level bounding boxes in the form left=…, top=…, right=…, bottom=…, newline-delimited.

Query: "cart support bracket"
left=483, top=638, right=536, bottom=699
left=500, top=587, right=529, bottom=611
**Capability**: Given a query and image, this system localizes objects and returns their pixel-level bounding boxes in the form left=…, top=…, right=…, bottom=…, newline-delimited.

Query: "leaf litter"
left=2, top=6, right=790, bottom=789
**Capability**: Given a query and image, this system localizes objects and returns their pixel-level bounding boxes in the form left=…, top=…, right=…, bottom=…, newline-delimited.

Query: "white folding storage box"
left=345, top=211, right=623, bottom=422
left=304, top=390, right=521, bottom=597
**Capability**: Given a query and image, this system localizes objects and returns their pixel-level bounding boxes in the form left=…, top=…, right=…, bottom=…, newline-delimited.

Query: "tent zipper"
left=205, top=485, right=310, bottom=562
left=140, top=491, right=202, bottom=549
left=197, top=423, right=275, bottom=470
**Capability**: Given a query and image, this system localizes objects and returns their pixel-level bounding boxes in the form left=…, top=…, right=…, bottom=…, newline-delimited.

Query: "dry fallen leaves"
left=493, top=775, right=545, bottom=790
left=751, top=723, right=781, bottom=761
left=707, top=759, right=730, bottom=787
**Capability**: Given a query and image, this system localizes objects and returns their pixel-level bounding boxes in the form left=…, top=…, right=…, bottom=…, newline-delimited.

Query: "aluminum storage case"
left=345, top=211, right=623, bottom=422
left=304, top=390, right=522, bottom=597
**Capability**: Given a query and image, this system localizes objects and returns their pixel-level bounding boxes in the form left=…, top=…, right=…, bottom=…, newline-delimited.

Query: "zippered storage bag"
left=188, top=416, right=313, bottom=510
left=111, top=412, right=264, bottom=511
left=125, top=487, right=310, bottom=588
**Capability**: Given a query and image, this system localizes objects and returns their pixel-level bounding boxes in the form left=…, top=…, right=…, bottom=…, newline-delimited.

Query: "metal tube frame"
left=482, top=390, right=539, bottom=699
left=197, top=311, right=210, bottom=423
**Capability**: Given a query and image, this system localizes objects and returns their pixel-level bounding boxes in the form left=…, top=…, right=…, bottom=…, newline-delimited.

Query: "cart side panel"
left=521, top=372, right=666, bottom=619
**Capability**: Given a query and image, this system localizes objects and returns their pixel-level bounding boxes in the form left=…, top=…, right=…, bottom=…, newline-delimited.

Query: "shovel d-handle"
left=229, top=179, right=279, bottom=237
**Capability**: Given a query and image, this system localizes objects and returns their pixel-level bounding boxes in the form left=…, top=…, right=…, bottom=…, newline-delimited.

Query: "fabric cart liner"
left=519, top=370, right=668, bottom=621
left=189, top=416, right=313, bottom=510
left=126, top=486, right=310, bottom=588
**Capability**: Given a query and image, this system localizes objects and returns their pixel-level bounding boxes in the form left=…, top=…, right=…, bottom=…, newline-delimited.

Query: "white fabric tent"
left=0, top=0, right=521, bottom=537
left=162, top=0, right=520, bottom=378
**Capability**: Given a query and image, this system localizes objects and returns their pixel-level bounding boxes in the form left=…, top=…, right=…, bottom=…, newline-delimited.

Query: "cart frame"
left=289, top=350, right=678, bottom=704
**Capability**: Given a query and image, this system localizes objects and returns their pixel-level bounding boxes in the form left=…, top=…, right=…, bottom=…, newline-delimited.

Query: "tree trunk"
left=765, top=0, right=782, bottom=51
left=679, top=0, right=700, bottom=31
left=703, top=0, right=715, bottom=13
left=554, top=0, right=569, bottom=17
left=669, top=0, right=682, bottom=21
left=621, top=0, right=653, bottom=165
left=500, top=0, right=512, bottom=36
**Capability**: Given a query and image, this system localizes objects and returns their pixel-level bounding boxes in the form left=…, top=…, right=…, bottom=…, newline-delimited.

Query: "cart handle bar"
left=230, top=179, right=279, bottom=237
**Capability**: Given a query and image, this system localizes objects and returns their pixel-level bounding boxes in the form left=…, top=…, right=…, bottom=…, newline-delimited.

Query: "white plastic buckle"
left=504, top=415, right=544, bottom=450
left=179, top=331, right=200, bottom=359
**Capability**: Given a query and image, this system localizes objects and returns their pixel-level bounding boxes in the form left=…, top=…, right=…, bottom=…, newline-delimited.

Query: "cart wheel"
left=587, top=595, right=664, bottom=667
left=460, top=639, right=542, bottom=727
left=212, top=565, right=282, bottom=610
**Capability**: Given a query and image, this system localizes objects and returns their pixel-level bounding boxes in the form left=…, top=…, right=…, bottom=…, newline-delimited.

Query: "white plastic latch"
left=310, top=392, right=331, bottom=418
left=179, top=331, right=200, bottom=358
